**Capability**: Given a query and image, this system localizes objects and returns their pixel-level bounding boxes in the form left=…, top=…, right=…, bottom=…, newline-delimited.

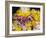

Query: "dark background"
left=12, top=7, right=40, bottom=14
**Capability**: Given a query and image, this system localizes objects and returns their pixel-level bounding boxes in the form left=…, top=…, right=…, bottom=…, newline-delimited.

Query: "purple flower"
left=21, top=24, right=26, bottom=31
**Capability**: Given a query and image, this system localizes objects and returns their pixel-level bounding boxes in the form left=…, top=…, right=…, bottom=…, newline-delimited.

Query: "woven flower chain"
left=12, top=9, right=40, bottom=31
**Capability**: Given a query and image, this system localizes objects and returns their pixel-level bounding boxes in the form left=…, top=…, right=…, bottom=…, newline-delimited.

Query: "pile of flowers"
left=12, top=9, right=40, bottom=31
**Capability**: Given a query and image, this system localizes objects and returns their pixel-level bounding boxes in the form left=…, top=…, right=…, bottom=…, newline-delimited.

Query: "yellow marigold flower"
left=15, top=25, right=22, bottom=31
left=31, top=9, right=37, bottom=13
left=26, top=27, right=31, bottom=31
left=16, top=10, right=23, bottom=16
left=31, top=20, right=36, bottom=28
left=12, top=21, right=22, bottom=31
left=31, top=10, right=40, bottom=21
left=24, top=10, right=31, bottom=17
left=25, top=21, right=32, bottom=27
left=16, top=9, right=31, bottom=17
